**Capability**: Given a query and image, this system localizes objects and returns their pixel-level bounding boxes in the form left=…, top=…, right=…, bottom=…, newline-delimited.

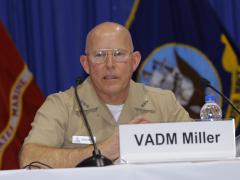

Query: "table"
left=1, top=159, right=240, bottom=180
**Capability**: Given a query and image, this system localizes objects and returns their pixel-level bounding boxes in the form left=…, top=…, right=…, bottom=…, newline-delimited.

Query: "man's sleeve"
left=23, top=94, right=68, bottom=147
left=167, top=91, right=191, bottom=121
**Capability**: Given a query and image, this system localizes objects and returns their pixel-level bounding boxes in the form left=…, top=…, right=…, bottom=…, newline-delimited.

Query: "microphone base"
left=76, top=155, right=113, bottom=167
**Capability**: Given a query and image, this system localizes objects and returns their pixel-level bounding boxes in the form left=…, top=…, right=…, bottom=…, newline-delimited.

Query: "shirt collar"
left=127, top=80, right=156, bottom=112
left=74, top=77, right=100, bottom=112
left=74, top=78, right=156, bottom=113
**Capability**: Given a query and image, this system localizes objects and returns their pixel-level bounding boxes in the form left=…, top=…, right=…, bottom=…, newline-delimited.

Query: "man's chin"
left=103, top=87, right=120, bottom=95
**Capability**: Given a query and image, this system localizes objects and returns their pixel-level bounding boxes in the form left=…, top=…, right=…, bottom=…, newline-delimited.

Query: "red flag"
left=0, top=22, right=45, bottom=169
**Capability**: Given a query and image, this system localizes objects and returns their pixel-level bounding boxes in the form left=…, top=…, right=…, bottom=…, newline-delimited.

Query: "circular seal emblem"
left=137, top=43, right=221, bottom=118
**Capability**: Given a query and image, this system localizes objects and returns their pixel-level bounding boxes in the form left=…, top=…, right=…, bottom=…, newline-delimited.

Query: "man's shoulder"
left=145, top=85, right=173, bottom=95
left=132, top=81, right=173, bottom=96
left=45, top=78, right=97, bottom=111
left=46, top=78, right=90, bottom=102
left=44, top=86, right=75, bottom=108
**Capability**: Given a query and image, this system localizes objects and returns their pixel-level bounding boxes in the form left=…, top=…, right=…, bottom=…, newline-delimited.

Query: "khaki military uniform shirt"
left=24, top=78, right=190, bottom=148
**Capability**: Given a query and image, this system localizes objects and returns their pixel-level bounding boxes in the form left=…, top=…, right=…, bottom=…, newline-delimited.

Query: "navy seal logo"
left=137, top=43, right=221, bottom=118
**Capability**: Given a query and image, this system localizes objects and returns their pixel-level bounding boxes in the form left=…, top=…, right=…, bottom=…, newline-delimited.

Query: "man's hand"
left=100, top=116, right=150, bottom=161
left=130, top=115, right=151, bottom=124
left=99, top=128, right=119, bottom=161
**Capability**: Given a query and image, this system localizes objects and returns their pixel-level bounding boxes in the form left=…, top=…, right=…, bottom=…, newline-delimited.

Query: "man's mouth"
left=103, top=75, right=118, bottom=80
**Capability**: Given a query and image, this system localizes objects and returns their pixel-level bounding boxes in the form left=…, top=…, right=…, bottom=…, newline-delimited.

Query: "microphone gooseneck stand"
left=74, top=81, right=113, bottom=167
left=201, top=77, right=240, bottom=156
left=200, top=77, right=240, bottom=115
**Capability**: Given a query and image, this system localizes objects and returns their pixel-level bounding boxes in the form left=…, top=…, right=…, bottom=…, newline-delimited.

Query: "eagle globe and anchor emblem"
left=137, top=43, right=221, bottom=119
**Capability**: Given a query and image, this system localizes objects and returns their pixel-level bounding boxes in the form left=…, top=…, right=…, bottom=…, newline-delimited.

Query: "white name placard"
left=119, top=119, right=236, bottom=163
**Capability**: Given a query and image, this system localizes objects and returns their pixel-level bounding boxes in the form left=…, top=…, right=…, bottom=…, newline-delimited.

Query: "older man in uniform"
left=19, top=22, right=190, bottom=168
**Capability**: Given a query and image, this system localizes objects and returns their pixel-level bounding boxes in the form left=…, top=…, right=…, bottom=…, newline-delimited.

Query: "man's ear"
left=80, top=55, right=90, bottom=74
left=132, top=51, right=141, bottom=72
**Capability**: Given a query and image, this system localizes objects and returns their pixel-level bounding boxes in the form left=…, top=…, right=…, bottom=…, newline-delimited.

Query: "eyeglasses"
left=86, top=48, right=132, bottom=63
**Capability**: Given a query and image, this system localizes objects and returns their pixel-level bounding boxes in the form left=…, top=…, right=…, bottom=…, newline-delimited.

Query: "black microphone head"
left=76, top=153, right=113, bottom=167
left=200, top=77, right=211, bottom=86
left=75, top=77, right=84, bottom=86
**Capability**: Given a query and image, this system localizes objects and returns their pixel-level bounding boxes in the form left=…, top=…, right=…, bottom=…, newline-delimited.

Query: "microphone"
left=74, top=78, right=113, bottom=167
left=200, top=77, right=240, bottom=115
left=200, top=77, right=240, bottom=156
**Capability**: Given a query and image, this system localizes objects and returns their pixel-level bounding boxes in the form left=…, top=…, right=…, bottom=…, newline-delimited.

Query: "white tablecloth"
left=1, top=159, right=240, bottom=180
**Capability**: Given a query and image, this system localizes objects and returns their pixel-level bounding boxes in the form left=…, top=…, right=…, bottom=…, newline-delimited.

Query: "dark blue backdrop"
left=0, top=0, right=133, bottom=95
left=0, top=0, right=240, bottom=96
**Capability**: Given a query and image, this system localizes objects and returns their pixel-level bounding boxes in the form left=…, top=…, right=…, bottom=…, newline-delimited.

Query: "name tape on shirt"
left=72, top=136, right=96, bottom=144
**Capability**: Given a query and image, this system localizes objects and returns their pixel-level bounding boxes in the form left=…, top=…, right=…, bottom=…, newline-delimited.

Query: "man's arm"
left=19, top=129, right=119, bottom=169
left=19, top=143, right=90, bottom=168
left=19, top=116, right=148, bottom=169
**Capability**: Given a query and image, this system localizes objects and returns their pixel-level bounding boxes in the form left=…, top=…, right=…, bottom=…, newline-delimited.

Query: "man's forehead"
left=89, top=22, right=124, bottom=35
left=86, top=22, right=133, bottom=52
left=88, top=25, right=128, bottom=40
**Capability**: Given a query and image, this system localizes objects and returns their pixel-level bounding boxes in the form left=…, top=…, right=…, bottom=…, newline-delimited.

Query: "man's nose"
left=105, top=53, right=115, bottom=68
